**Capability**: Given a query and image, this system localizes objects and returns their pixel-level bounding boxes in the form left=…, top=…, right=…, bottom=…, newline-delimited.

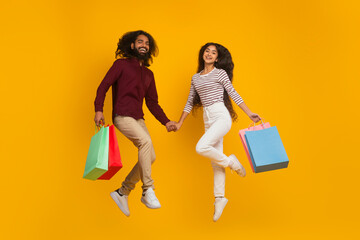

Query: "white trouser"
left=196, top=102, right=232, bottom=197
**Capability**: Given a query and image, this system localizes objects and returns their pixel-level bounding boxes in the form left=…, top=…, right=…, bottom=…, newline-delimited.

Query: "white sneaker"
left=229, top=154, right=246, bottom=177
left=110, top=190, right=130, bottom=217
left=141, top=188, right=161, bottom=209
left=213, top=197, right=228, bottom=222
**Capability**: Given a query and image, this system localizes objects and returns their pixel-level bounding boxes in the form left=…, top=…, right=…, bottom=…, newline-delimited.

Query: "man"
left=94, top=30, right=176, bottom=217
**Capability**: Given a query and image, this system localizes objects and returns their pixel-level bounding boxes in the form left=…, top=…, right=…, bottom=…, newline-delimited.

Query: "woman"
left=175, top=43, right=261, bottom=222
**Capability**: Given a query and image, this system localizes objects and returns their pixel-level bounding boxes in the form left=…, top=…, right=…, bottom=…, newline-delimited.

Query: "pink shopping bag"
left=239, top=122, right=271, bottom=172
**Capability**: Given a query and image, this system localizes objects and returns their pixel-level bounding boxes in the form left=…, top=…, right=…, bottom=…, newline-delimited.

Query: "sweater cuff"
left=95, top=105, right=103, bottom=112
left=161, top=118, right=170, bottom=126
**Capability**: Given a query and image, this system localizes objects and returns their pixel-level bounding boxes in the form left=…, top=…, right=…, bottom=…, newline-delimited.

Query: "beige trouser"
left=113, top=116, right=156, bottom=195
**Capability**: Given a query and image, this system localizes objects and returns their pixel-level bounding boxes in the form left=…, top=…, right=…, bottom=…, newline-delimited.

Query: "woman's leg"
left=196, top=116, right=232, bottom=168
left=211, top=139, right=226, bottom=198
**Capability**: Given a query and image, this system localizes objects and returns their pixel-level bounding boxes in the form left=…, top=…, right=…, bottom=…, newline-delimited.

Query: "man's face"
left=131, top=34, right=150, bottom=56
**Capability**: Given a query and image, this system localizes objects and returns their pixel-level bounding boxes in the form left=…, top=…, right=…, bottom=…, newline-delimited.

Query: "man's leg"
left=113, top=116, right=156, bottom=195
left=137, top=119, right=156, bottom=191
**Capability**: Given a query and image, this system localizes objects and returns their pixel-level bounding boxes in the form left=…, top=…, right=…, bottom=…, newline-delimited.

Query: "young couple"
left=94, top=30, right=261, bottom=222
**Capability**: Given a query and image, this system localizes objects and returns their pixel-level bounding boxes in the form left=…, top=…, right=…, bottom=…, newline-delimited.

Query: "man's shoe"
left=229, top=154, right=246, bottom=177
left=110, top=190, right=130, bottom=217
left=213, top=197, right=228, bottom=222
left=141, top=188, right=161, bottom=209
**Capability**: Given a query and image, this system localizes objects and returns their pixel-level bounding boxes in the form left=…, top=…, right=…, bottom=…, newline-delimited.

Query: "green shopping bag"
left=83, top=125, right=109, bottom=180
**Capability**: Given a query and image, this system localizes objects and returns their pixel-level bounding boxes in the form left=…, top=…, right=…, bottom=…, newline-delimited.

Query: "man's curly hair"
left=115, top=30, right=158, bottom=67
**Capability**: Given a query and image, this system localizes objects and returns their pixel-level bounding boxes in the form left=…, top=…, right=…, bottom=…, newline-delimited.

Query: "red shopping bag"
left=239, top=121, right=270, bottom=172
left=98, top=125, right=122, bottom=180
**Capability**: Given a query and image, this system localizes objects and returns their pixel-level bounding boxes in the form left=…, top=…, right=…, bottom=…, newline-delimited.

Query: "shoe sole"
left=110, top=192, right=130, bottom=217
left=141, top=198, right=161, bottom=209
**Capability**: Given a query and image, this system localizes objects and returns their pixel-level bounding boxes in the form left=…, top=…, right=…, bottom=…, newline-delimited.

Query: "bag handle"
left=247, top=119, right=267, bottom=130
left=95, top=120, right=105, bottom=133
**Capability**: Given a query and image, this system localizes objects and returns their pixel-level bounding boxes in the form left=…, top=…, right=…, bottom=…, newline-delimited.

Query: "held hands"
left=166, top=121, right=177, bottom=132
left=165, top=121, right=182, bottom=132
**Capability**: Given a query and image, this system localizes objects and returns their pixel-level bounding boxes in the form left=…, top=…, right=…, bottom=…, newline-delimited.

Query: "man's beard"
left=133, top=48, right=150, bottom=62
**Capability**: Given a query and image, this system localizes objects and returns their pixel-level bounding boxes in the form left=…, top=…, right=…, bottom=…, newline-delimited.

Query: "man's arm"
left=145, top=73, right=176, bottom=131
left=94, top=60, right=123, bottom=126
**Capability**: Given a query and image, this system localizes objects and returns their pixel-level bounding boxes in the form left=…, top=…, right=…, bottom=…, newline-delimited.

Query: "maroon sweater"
left=94, top=58, right=170, bottom=125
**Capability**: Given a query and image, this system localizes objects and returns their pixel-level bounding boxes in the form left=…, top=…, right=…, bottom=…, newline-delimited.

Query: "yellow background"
left=1, top=0, right=359, bottom=239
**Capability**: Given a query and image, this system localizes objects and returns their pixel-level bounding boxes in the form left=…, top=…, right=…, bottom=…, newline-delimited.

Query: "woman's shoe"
left=213, top=197, right=228, bottom=222
left=229, top=154, right=246, bottom=177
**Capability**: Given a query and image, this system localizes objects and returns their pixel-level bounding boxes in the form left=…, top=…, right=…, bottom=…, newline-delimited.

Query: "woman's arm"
left=239, top=102, right=261, bottom=123
left=218, top=70, right=261, bottom=123
left=175, top=79, right=196, bottom=131
left=175, top=111, right=189, bottom=131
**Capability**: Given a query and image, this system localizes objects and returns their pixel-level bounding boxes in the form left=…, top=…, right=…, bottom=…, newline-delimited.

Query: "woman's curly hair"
left=193, top=42, right=238, bottom=121
left=115, top=30, right=158, bottom=67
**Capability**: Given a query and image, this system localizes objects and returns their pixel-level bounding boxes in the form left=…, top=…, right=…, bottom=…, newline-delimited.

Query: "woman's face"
left=203, top=45, right=218, bottom=65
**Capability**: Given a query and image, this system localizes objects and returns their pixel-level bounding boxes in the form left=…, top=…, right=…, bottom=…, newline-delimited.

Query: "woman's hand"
left=249, top=113, right=261, bottom=123
left=239, top=102, right=261, bottom=123
left=174, top=122, right=182, bottom=132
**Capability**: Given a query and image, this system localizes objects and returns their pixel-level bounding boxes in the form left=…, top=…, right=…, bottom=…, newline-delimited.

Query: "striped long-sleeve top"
left=183, top=67, right=244, bottom=113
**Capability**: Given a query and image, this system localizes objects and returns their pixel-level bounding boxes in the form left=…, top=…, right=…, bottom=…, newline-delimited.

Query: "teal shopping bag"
left=245, top=126, right=289, bottom=173
left=83, top=126, right=109, bottom=180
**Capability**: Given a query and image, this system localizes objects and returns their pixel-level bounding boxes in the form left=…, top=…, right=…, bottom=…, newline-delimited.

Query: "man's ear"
left=131, top=43, right=134, bottom=49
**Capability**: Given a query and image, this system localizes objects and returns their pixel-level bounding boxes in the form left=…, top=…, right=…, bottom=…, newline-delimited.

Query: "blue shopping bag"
left=245, top=126, right=289, bottom=173
left=83, top=125, right=109, bottom=180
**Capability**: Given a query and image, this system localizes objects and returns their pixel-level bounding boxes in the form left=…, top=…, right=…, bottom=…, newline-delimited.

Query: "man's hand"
left=94, top=111, right=105, bottom=126
left=165, top=121, right=177, bottom=132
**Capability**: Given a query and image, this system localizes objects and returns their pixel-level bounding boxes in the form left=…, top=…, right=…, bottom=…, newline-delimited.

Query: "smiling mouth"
left=139, top=48, right=148, bottom=53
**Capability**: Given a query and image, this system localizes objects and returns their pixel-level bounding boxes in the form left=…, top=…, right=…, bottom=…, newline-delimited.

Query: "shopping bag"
left=239, top=122, right=271, bottom=172
left=245, top=126, right=289, bottom=173
left=83, top=125, right=109, bottom=180
left=98, top=125, right=122, bottom=180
